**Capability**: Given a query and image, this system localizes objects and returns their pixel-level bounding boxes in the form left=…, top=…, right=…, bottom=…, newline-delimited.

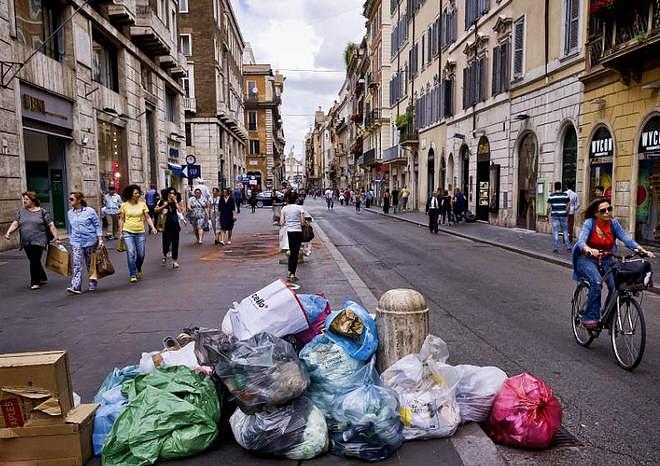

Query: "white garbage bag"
left=455, top=364, right=507, bottom=422
left=138, top=342, right=211, bottom=375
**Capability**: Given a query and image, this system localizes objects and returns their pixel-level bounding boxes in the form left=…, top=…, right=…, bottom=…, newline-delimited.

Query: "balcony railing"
left=383, top=145, right=404, bottom=162
left=364, top=109, right=380, bottom=128
left=183, top=97, right=196, bottom=112
left=107, top=0, right=136, bottom=24
left=399, top=122, right=418, bottom=146
left=131, top=2, right=174, bottom=56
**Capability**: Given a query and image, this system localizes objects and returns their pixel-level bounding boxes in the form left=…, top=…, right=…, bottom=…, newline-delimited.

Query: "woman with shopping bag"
left=4, top=191, right=60, bottom=289
left=279, top=192, right=307, bottom=283
left=66, top=192, right=103, bottom=294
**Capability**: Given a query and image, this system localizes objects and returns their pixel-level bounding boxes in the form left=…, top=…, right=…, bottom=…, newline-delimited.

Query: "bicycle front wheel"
left=611, top=297, right=646, bottom=371
left=571, top=284, right=594, bottom=347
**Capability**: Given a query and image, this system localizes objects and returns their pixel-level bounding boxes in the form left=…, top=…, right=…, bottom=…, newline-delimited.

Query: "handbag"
left=89, top=245, right=115, bottom=280
left=116, top=238, right=127, bottom=252
left=40, top=209, right=54, bottom=242
left=301, top=222, right=315, bottom=242
left=156, top=207, right=168, bottom=232
left=45, top=244, right=70, bottom=277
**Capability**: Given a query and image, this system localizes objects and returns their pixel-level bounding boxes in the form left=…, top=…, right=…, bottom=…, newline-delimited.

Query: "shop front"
left=21, top=84, right=73, bottom=228
left=588, top=126, right=614, bottom=202
left=476, top=136, right=490, bottom=221
left=636, top=115, right=660, bottom=246
left=97, top=120, right=127, bottom=195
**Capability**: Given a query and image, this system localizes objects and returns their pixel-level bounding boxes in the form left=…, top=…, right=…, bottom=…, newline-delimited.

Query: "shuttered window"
left=492, top=41, right=510, bottom=96
left=465, top=0, right=489, bottom=29
left=564, top=0, right=580, bottom=55
left=513, top=17, right=525, bottom=79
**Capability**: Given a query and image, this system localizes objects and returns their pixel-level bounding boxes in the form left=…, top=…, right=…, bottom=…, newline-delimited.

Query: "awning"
left=167, top=163, right=183, bottom=176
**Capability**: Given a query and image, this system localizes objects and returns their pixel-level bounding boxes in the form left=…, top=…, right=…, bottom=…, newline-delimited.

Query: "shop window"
left=166, top=90, right=177, bottom=122
left=98, top=121, right=126, bottom=193
left=14, top=0, right=64, bottom=62
left=92, top=32, right=119, bottom=92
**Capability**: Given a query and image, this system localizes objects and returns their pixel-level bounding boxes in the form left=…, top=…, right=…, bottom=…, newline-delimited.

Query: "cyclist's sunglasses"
left=599, top=206, right=613, bottom=214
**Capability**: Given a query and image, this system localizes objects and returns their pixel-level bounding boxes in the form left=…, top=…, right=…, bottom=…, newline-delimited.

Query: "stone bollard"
left=376, top=289, right=429, bottom=373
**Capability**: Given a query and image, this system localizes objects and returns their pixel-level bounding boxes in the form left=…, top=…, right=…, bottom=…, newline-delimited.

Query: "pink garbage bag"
left=485, top=373, right=562, bottom=449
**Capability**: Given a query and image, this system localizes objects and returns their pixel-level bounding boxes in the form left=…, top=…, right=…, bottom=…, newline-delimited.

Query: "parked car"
left=255, top=191, right=284, bottom=208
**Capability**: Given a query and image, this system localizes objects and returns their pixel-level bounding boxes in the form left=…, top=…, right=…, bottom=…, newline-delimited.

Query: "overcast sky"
left=232, top=0, right=366, bottom=160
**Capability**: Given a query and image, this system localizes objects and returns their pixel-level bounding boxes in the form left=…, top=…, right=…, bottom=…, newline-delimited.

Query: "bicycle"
left=570, top=251, right=653, bottom=370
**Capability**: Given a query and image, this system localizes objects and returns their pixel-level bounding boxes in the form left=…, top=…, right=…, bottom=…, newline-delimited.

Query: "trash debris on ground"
left=455, top=364, right=507, bottom=422
left=485, top=372, right=562, bottom=449
left=139, top=341, right=212, bottom=375
left=230, top=396, right=329, bottom=460
left=325, top=299, right=378, bottom=361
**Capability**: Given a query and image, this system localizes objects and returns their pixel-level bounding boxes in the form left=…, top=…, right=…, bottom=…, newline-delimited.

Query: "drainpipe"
left=544, top=0, right=549, bottom=80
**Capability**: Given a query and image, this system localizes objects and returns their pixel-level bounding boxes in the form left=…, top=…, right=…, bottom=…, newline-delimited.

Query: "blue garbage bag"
left=327, top=359, right=404, bottom=462
left=298, top=294, right=329, bottom=322
left=324, top=299, right=378, bottom=361
left=92, top=365, right=140, bottom=455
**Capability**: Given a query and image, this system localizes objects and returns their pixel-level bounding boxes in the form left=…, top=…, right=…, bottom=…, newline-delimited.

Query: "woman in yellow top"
left=118, top=184, right=157, bottom=283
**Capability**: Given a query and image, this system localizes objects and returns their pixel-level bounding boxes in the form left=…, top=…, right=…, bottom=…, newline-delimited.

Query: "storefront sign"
left=477, top=136, right=490, bottom=159
left=639, top=116, right=660, bottom=156
left=590, top=126, right=613, bottom=157
left=20, top=84, right=73, bottom=130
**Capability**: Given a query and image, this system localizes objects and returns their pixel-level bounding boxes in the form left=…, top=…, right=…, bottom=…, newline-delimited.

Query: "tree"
left=344, top=42, right=357, bottom=68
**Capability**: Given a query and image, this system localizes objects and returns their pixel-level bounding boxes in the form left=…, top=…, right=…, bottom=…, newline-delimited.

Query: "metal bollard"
left=376, top=289, right=429, bottom=373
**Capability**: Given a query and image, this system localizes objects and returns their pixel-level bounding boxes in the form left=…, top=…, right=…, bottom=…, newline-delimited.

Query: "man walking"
left=324, top=187, right=334, bottom=210
left=565, top=186, right=580, bottom=243
left=365, top=189, right=373, bottom=208
left=233, top=186, right=242, bottom=214
left=145, top=184, right=159, bottom=224
left=547, top=181, right=571, bottom=254
left=103, top=186, right=122, bottom=239
left=400, top=186, right=410, bottom=211
left=425, top=190, right=441, bottom=234
left=391, top=188, right=399, bottom=214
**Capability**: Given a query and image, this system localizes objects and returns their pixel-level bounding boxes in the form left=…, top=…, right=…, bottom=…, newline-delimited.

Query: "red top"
left=587, top=219, right=615, bottom=251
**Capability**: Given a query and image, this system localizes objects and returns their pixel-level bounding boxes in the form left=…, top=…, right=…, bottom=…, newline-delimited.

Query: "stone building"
left=283, top=149, right=304, bottom=189
left=579, top=0, right=659, bottom=247
left=1, top=0, right=187, bottom=251
left=178, top=0, right=247, bottom=191
left=243, top=62, right=285, bottom=191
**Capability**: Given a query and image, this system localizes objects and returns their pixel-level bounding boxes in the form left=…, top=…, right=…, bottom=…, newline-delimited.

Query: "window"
left=442, top=8, right=457, bottom=49
left=465, top=0, right=489, bottom=29
left=564, top=0, right=580, bottom=55
left=491, top=41, right=511, bottom=96
left=179, top=34, right=192, bottom=55
left=413, top=79, right=454, bottom=129
left=389, top=68, right=408, bottom=105
left=409, top=43, right=419, bottom=77
left=421, top=34, right=425, bottom=67
left=462, top=56, right=487, bottom=109
left=14, top=0, right=64, bottom=61
left=248, top=111, right=257, bottom=131
left=179, top=0, right=189, bottom=13
left=249, top=140, right=260, bottom=155
left=185, top=123, right=193, bottom=146
left=247, top=80, right=257, bottom=99
left=513, top=17, right=525, bottom=79
left=92, top=32, right=118, bottom=91
left=166, top=90, right=176, bottom=122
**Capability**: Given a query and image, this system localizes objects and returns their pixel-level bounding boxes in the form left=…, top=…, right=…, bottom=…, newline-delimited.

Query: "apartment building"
left=0, top=0, right=187, bottom=251
left=579, top=0, right=659, bottom=246
left=178, top=0, right=247, bottom=190
left=243, top=63, right=285, bottom=191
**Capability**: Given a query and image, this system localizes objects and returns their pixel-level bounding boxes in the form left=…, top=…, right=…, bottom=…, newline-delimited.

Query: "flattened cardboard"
left=0, top=387, right=63, bottom=428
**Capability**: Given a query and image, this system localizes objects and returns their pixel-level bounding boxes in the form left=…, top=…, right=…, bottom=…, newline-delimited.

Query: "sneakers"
left=219, top=240, right=224, bottom=245
left=66, top=287, right=81, bottom=295
left=137, top=270, right=144, bottom=279
left=30, top=284, right=40, bottom=290
left=172, top=261, right=179, bottom=269
left=88, top=280, right=97, bottom=292
left=129, top=276, right=138, bottom=283
left=162, top=256, right=167, bottom=266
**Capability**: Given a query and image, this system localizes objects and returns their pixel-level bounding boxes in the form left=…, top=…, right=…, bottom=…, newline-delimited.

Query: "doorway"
left=427, top=148, right=435, bottom=198
left=562, top=125, right=578, bottom=191
left=146, top=109, right=158, bottom=187
left=460, top=145, right=469, bottom=197
left=447, top=153, right=454, bottom=191
left=476, top=136, right=491, bottom=221
left=517, top=132, right=538, bottom=230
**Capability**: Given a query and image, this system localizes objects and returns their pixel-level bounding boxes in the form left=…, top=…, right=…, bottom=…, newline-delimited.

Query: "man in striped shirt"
left=547, top=181, right=571, bottom=253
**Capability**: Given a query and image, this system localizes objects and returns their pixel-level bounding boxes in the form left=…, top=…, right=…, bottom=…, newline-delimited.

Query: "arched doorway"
left=476, top=136, right=491, bottom=221
left=427, top=148, right=435, bottom=197
left=460, top=145, right=470, bottom=198
left=562, top=125, right=578, bottom=191
left=440, top=156, right=446, bottom=192
left=517, top=132, right=538, bottom=230
left=447, top=154, right=454, bottom=190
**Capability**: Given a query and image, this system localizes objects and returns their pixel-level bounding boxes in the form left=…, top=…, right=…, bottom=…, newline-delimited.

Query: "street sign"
left=182, top=164, right=201, bottom=179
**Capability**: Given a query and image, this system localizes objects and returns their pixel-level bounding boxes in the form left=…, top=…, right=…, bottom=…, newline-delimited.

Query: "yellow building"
left=579, top=0, right=660, bottom=246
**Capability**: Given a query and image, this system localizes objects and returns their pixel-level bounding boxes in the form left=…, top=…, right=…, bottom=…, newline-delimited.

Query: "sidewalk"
left=364, top=207, right=659, bottom=294
left=0, top=206, right=503, bottom=465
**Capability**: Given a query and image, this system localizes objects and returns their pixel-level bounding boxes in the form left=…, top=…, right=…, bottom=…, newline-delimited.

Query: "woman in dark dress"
left=155, top=187, right=183, bottom=269
left=218, top=188, right=237, bottom=245
left=383, top=189, right=391, bottom=214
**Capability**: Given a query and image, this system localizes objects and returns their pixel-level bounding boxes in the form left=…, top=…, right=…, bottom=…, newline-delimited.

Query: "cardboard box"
left=0, top=387, right=64, bottom=428
left=0, top=403, right=98, bottom=466
left=0, top=351, right=74, bottom=426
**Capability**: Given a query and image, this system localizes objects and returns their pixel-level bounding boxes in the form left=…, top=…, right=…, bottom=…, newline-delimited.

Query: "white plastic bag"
left=221, top=279, right=309, bottom=340
left=382, top=335, right=461, bottom=440
left=138, top=342, right=211, bottom=375
left=455, top=364, right=507, bottom=422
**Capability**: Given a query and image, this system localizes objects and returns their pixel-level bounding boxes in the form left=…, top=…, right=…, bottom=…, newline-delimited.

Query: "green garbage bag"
left=102, top=366, right=220, bottom=466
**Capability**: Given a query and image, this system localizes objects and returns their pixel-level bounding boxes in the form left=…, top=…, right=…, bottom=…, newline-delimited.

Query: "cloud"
left=232, top=0, right=365, bottom=159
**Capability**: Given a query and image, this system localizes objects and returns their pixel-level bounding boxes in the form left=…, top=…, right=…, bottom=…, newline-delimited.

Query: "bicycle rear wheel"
left=611, top=297, right=646, bottom=371
left=571, top=284, right=594, bottom=347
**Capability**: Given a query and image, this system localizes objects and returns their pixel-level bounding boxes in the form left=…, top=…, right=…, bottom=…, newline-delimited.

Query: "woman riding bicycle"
left=572, top=197, right=655, bottom=329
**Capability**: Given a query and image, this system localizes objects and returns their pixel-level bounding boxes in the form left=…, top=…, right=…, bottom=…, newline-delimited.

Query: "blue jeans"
left=123, top=232, right=145, bottom=278
left=575, top=254, right=615, bottom=322
left=551, top=216, right=571, bottom=251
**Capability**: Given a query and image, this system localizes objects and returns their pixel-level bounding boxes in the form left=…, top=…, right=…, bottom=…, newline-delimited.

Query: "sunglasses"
left=599, top=206, right=613, bottom=214
left=69, top=197, right=76, bottom=201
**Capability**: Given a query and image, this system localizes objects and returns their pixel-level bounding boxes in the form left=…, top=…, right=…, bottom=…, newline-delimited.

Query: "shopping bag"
left=116, top=238, right=127, bottom=252
left=301, top=223, right=314, bottom=242
left=156, top=208, right=167, bottom=232
left=221, top=279, right=310, bottom=340
left=45, top=244, right=71, bottom=277
left=90, top=245, right=115, bottom=280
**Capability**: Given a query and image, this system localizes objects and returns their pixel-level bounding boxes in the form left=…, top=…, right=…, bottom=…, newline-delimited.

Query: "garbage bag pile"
left=90, top=280, right=562, bottom=464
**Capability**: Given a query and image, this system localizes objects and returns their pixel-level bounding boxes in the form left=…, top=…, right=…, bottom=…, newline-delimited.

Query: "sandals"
left=287, top=274, right=299, bottom=283
left=581, top=320, right=599, bottom=329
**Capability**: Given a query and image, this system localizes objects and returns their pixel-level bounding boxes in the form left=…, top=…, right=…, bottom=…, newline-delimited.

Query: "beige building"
left=1, top=0, right=187, bottom=251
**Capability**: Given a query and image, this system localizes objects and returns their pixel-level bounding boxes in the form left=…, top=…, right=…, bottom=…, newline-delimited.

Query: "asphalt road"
left=307, top=199, right=660, bottom=466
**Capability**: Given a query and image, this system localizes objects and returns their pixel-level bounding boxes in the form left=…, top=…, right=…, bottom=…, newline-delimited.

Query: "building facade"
left=1, top=0, right=187, bottom=251
left=178, top=0, right=247, bottom=190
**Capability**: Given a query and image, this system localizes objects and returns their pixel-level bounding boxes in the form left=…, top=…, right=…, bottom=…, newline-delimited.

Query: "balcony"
left=361, top=148, right=376, bottom=167
left=586, top=1, right=660, bottom=82
left=399, top=123, right=418, bottom=147
left=107, top=0, right=136, bottom=25
left=130, top=3, right=174, bottom=56
left=383, top=145, right=406, bottom=163
left=183, top=97, right=196, bottom=113
left=170, top=53, right=187, bottom=78
left=364, top=109, right=380, bottom=129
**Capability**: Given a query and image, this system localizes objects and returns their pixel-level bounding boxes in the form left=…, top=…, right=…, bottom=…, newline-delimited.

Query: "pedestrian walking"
left=218, top=188, right=237, bottom=245
left=383, top=189, right=391, bottom=214
left=355, top=191, right=362, bottom=212
left=441, top=190, right=453, bottom=225
left=279, top=191, right=306, bottom=283
left=144, top=185, right=160, bottom=225
left=339, top=191, right=345, bottom=206
left=4, top=191, right=60, bottom=290
left=155, top=187, right=182, bottom=269
left=324, top=187, right=334, bottom=209
left=118, top=184, right=157, bottom=283
left=66, top=192, right=103, bottom=294
left=365, top=189, right=373, bottom=208
left=547, top=181, right=571, bottom=254
left=249, top=190, right=257, bottom=213
left=233, top=186, right=242, bottom=214
left=210, top=187, right=221, bottom=244
left=391, top=188, right=399, bottom=213
left=103, top=186, right=122, bottom=239
left=565, top=186, right=580, bottom=243
left=425, top=190, right=441, bottom=234
left=344, top=189, right=351, bottom=206
left=188, top=188, right=210, bottom=245
left=452, top=188, right=467, bottom=223
left=400, top=186, right=410, bottom=211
